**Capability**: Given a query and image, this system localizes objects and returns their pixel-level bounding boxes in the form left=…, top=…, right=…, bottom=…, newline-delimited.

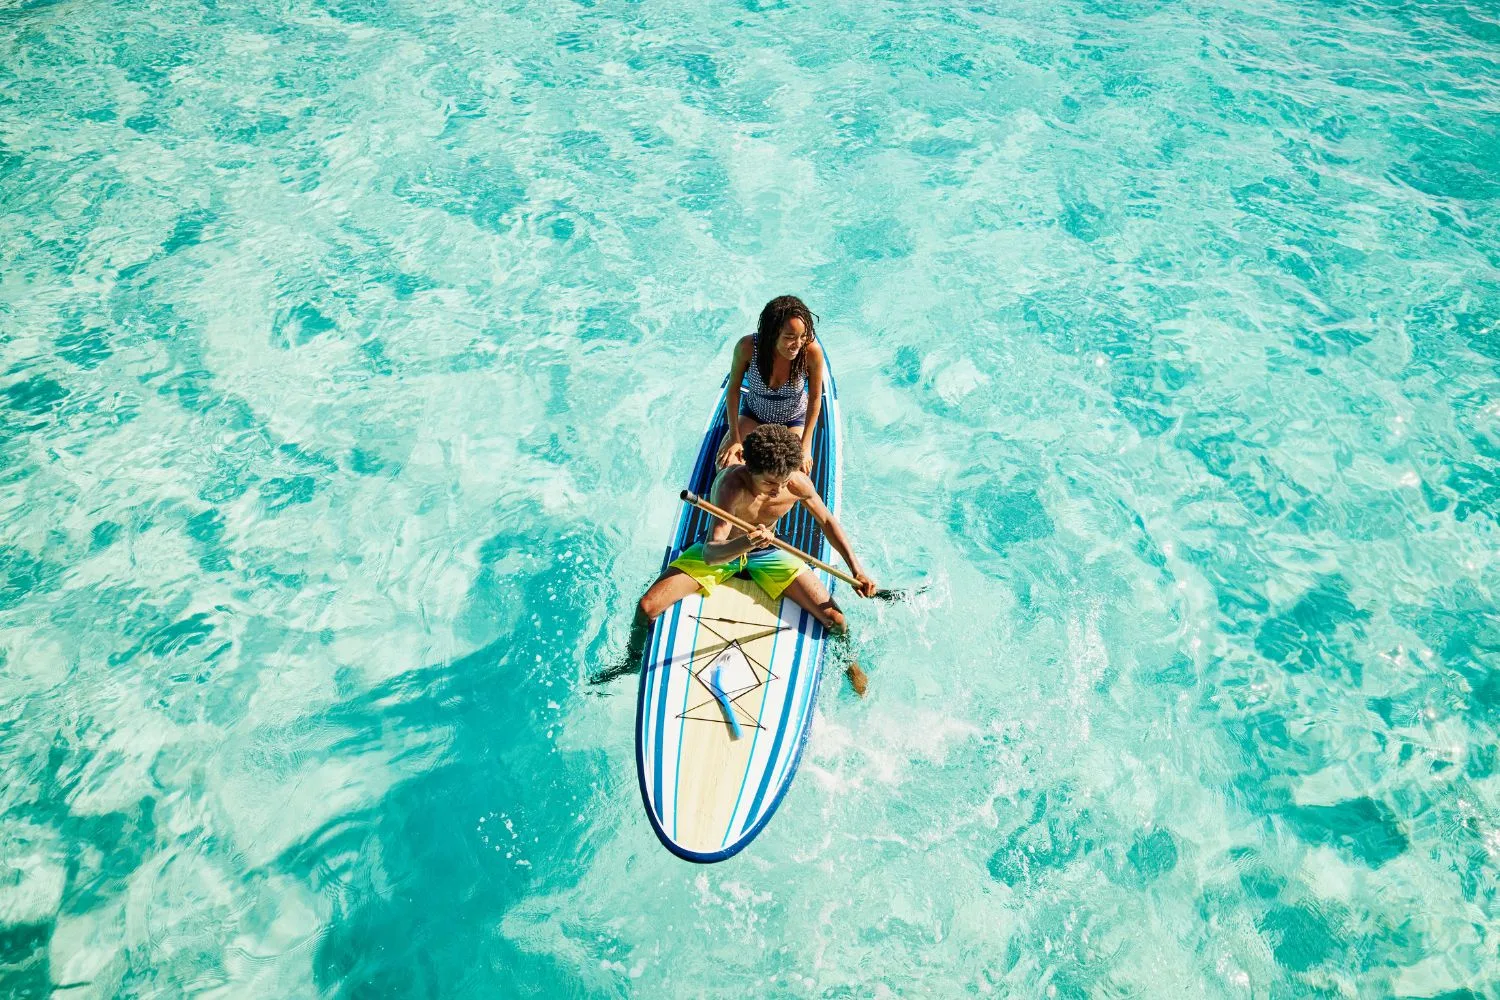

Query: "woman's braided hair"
left=754, top=295, right=817, bottom=385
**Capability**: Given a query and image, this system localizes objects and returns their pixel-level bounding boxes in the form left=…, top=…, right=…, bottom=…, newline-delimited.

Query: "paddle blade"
left=871, top=584, right=930, bottom=602
left=845, top=662, right=868, bottom=697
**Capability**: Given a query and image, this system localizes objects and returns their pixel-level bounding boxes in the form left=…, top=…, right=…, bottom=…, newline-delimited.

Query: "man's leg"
left=779, top=571, right=868, bottom=695
left=589, top=569, right=703, bottom=686
left=639, top=567, right=703, bottom=622
left=779, top=570, right=846, bottom=632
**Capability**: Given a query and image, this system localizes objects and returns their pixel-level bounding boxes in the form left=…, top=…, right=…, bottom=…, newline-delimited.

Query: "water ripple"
left=2, top=0, right=1498, bottom=994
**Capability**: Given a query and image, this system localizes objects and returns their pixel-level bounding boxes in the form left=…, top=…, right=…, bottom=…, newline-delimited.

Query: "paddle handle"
left=680, top=490, right=862, bottom=589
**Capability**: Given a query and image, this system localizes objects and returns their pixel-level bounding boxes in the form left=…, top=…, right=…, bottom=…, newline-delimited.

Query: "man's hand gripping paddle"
left=679, top=491, right=924, bottom=602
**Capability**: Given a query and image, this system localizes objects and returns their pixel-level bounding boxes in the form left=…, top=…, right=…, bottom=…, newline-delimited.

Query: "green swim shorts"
left=668, top=542, right=808, bottom=600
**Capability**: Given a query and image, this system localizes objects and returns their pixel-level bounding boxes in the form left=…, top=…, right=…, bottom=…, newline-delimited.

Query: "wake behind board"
left=635, top=363, right=841, bottom=863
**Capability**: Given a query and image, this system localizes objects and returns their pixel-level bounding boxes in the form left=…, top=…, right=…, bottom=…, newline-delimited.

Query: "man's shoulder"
left=712, top=465, right=752, bottom=499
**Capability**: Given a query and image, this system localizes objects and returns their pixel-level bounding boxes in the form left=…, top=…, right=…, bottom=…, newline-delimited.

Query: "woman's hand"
left=852, top=571, right=879, bottom=598
left=800, top=447, right=814, bottom=474
left=717, top=439, right=744, bottom=469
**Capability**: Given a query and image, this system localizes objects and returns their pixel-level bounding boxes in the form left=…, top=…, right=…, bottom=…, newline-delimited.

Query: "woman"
left=716, top=295, right=825, bottom=474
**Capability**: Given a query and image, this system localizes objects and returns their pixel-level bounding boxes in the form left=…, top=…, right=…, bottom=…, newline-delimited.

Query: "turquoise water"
left=2, top=0, right=1499, bottom=992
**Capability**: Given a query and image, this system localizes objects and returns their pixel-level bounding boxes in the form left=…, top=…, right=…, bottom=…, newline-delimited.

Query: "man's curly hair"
left=742, top=423, right=803, bottom=478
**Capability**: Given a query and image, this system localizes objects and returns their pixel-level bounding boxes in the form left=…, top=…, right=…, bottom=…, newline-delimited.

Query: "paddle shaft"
left=680, top=490, right=863, bottom=589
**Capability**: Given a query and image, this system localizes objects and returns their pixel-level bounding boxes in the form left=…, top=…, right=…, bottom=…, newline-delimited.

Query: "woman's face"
left=774, top=317, right=811, bottom=360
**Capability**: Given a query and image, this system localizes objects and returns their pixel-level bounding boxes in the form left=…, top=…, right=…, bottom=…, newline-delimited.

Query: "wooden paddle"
left=679, top=490, right=925, bottom=602
left=681, top=490, right=863, bottom=586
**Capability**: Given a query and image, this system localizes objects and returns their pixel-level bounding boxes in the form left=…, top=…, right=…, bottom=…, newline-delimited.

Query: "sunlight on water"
left=1, top=0, right=1498, bottom=994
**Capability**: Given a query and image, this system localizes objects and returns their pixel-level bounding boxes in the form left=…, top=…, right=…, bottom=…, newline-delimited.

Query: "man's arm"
left=790, top=474, right=878, bottom=596
left=701, top=473, right=769, bottom=564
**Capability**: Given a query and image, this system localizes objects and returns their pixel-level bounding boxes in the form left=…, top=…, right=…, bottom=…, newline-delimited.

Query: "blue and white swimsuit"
left=740, top=356, right=808, bottom=427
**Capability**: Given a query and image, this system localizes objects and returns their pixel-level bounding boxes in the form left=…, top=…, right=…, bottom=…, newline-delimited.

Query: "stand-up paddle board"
left=635, top=362, right=841, bottom=863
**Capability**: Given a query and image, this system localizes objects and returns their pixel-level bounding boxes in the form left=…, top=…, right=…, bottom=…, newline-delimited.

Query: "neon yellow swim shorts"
left=668, top=543, right=807, bottom=600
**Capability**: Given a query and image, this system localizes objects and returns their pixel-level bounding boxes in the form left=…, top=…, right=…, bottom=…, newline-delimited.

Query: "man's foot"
left=845, top=661, right=868, bottom=697
left=586, top=610, right=653, bottom=688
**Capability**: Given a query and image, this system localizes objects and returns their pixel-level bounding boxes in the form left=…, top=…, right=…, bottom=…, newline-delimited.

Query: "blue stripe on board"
left=720, top=614, right=784, bottom=849
left=671, top=594, right=706, bottom=842
left=651, top=598, right=683, bottom=819
left=743, top=608, right=809, bottom=830
left=780, top=404, right=829, bottom=559
left=640, top=594, right=670, bottom=817
left=774, top=622, right=827, bottom=797
left=676, top=393, right=726, bottom=553
left=815, top=406, right=831, bottom=553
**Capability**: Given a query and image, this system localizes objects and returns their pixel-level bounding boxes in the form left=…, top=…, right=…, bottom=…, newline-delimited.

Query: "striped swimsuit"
left=741, top=354, right=808, bottom=426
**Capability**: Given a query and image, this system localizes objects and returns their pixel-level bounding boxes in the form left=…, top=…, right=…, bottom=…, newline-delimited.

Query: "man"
left=636, top=422, right=879, bottom=693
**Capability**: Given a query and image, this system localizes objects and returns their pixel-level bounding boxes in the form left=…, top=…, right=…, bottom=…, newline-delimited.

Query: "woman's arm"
left=799, top=344, right=825, bottom=470
left=717, top=337, right=753, bottom=466
left=724, top=337, right=752, bottom=445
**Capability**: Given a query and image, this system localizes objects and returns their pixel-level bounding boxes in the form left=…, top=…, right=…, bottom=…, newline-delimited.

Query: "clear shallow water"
left=1, top=0, right=1498, bottom=993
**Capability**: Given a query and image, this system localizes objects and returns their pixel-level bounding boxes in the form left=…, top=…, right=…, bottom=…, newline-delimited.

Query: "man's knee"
left=823, top=605, right=847, bottom=632
left=638, top=594, right=663, bottom=622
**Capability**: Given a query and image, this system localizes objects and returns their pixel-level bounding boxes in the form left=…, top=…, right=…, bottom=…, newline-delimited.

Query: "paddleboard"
left=635, top=360, right=841, bottom=863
